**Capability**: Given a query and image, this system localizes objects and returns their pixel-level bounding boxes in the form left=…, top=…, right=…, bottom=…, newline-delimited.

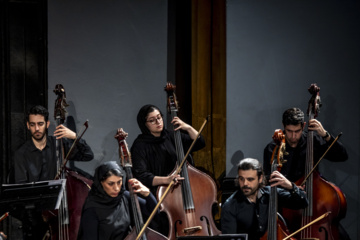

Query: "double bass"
left=157, top=83, right=221, bottom=239
left=261, top=129, right=294, bottom=240
left=282, top=84, right=347, bottom=240
left=261, top=129, right=296, bottom=240
left=115, top=128, right=168, bottom=240
left=42, top=84, right=93, bottom=240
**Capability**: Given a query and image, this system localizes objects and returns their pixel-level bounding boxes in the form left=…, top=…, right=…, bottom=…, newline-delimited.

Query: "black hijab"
left=78, top=161, right=131, bottom=240
left=83, top=161, right=125, bottom=209
left=136, top=104, right=164, bottom=135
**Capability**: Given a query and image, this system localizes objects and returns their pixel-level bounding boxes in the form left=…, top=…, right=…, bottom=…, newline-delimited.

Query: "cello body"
left=282, top=171, right=347, bottom=240
left=157, top=162, right=220, bottom=239
left=260, top=218, right=296, bottom=240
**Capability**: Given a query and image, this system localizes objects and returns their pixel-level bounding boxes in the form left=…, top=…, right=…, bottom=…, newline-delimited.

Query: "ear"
left=26, top=122, right=30, bottom=130
left=46, top=120, right=50, bottom=128
left=259, top=174, right=264, bottom=184
left=303, top=122, right=307, bottom=129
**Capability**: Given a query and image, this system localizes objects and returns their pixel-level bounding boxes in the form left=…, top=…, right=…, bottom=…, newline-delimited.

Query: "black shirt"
left=263, top=131, right=348, bottom=182
left=14, top=135, right=94, bottom=183
left=221, top=186, right=308, bottom=240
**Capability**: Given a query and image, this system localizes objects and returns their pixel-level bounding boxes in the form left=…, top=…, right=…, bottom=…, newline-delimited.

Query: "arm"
left=277, top=183, right=308, bottom=209
left=0, top=232, right=7, bottom=240
left=63, top=138, right=94, bottom=162
left=128, top=178, right=158, bottom=217
left=54, top=124, right=94, bottom=162
left=309, top=119, right=348, bottom=162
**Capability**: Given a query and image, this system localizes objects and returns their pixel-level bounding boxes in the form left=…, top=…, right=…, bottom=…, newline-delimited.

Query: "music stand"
left=0, top=179, right=66, bottom=217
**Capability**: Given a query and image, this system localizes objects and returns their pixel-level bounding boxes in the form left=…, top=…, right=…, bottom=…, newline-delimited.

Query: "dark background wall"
left=226, top=1, right=360, bottom=239
left=47, top=0, right=168, bottom=176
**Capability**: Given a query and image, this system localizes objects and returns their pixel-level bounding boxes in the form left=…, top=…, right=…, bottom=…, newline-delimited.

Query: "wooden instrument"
left=282, top=83, right=347, bottom=240
left=42, top=84, right=93, bottom=240
left=261, top=129, right=295, bottom=240
left=115, top=128, right=168, bottom=240
left=156, top=82, right=221, bottom=239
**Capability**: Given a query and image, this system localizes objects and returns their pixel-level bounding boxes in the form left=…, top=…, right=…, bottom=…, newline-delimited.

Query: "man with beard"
left=220, top=158, right=308, bottom=240
left=13, top=105, right=94, bottom=239
left=263, top=108, right=348, bottom=182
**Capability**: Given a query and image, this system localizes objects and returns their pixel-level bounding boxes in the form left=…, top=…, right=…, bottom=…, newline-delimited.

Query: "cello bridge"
left=183, top=226, right=202, bottom=235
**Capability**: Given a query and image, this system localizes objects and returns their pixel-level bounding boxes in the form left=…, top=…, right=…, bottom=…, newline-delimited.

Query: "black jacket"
left=221, top=185, right=308, bottom=240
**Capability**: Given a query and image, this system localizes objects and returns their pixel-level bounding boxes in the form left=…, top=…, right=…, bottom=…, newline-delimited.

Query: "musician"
left=221, top=158, right=308, bottom=240
left=13, top=105, right=94, bottom=239
left=263, top=107, right=348, bottom=182
left=130, top=104, right=205, bottom=196
left=77, top=161, right=158, bottom=240
left=130, top=104, right=205, bottom=235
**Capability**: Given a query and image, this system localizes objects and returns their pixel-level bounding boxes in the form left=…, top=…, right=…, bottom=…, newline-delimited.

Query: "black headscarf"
left=83, top=161, right=125, bottom=210
left=136, top=104, right=164, bottom=135
left=78, top=161, right=131, bottom=240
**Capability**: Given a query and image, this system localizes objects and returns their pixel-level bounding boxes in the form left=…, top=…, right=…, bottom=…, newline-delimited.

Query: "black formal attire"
left=13, top=135, right=94, bottom=239
left=130, top=129, right=205, bottom=196
left=77, top=161, right=158, bottom=240
left=14, top=136, right=94, bottom=183
left=263, top=131, right=348, bottom=182
left=221, top=185, right=308, bottom=240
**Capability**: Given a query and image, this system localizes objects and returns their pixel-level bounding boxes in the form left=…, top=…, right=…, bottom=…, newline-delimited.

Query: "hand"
left=171, top=117, right=191, bottom=132
left=54, top=124, right=77, bottom=140
left=269, top=171, right=293, bottom=190
left=128, top=178, right=150, bottom=197
left=0, top=232, right=7, bottom=240
left=307, top=119, right=327, bottom=137
left=168, top=174, right=184, bottom=185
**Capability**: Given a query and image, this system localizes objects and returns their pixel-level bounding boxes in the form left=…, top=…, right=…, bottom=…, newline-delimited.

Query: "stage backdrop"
left=226, top=1, right=360, bottom=239
left=48, top=0, right=168, bottom=175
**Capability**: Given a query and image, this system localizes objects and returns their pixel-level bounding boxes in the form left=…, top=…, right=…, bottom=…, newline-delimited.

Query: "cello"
left=157, top=83, right=221, bottom=239
left=115, top=128, right=168, bottom=240
left=42, top=84, right=93, bottom=240
left=261, top=129, right=296, bottom=240
left=282, top=84, right=347, bottom=240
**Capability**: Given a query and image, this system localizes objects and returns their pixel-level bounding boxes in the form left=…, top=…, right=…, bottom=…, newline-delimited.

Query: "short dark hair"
left=237, top=158, right=265, bottom=187
left=27, top=105, right=49, bottom=122
left=282, top=108, right=304, bottom=127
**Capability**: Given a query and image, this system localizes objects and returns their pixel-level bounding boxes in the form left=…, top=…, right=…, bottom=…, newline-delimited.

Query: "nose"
left=35, top=124, right=40, bottom=131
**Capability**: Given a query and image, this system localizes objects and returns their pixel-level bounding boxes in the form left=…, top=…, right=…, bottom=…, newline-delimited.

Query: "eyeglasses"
left=146, top=115, right=163, bottom=125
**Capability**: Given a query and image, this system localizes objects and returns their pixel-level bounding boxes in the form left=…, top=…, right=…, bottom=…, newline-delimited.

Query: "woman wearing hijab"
left=77, top=161, right=157, bottom=240
left=130, top=104, right=206, bottom=196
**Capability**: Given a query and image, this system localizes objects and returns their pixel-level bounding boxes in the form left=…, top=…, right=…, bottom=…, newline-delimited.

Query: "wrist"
left=322, top=131, right=330, bottom=139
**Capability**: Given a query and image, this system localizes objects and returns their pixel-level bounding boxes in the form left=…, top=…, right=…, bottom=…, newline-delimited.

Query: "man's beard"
left=32, top=130, right=46, bottom=141
left=241, top=186, right=258, bottom=197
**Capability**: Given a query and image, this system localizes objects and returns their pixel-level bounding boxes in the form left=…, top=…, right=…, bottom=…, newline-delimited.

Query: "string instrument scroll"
left=115, top=128, right=168, bottom=240
left=282, top=83, right=347, bottom=240
left=157, top=82, right=221, bottom=240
